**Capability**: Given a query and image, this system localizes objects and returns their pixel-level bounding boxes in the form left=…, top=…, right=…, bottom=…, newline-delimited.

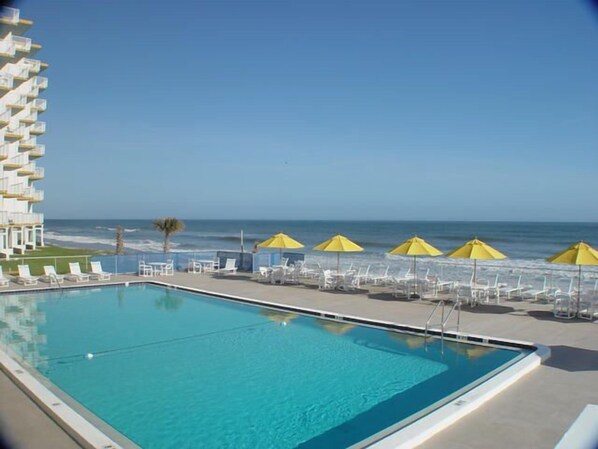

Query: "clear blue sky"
left=19, top=0, right=598, bottom=221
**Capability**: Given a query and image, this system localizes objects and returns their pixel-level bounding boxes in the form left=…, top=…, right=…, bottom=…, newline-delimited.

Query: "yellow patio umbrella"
left=388, top=236, right=443, bottom=298
left=313, top=234, right=363, bottom=273
left=257, top=232, right=304, bottom=263
left=445, top=238, right=506, bottom=286
left=547, top=241, right=598, bottom=314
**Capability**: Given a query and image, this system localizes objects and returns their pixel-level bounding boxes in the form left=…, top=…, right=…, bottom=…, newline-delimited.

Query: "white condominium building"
left=0, top=7, right=46, bottom=259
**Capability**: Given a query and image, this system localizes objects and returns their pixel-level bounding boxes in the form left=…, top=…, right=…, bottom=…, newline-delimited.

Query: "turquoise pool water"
left=0, top=284, right=524, bottom=448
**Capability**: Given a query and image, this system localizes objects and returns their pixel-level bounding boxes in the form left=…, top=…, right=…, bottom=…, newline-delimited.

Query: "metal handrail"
left=424, top=300, right=444, bottom=339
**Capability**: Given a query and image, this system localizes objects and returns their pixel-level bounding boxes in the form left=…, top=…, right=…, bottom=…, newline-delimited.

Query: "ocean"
left=44, top=219, right=598, bottom=279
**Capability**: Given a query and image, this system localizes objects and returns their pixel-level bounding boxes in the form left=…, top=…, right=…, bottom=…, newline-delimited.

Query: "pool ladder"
left=48, top=273, right=63, bottom=292
left=424, top=300, right=461, bottom=346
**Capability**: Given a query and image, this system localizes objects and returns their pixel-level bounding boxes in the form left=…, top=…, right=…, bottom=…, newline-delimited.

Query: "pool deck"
left=1, top=273, right=597, bottom=449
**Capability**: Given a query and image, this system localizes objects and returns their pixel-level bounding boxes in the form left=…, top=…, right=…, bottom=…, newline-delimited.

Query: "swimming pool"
left=0, top=283, right=533, bottom=448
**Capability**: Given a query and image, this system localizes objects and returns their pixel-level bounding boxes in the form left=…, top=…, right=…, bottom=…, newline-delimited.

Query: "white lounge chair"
left=65, top=262, right=90, bottom=283
left=41, top=265, right=64, bottom=284
left=138, top=260, right=153, bottom=277
left=89, top=261, right=111, bottom=280
left=0, top=266, right=9, bottom=287
left=215, top=258, right=237, bottom=275
left=523, top=277, right=547, bottom=301
left=255, top=267, right=272, bottom=283
left=17, top=265, right=38, bottom=285
left=499, top=275, right=523, bottom=299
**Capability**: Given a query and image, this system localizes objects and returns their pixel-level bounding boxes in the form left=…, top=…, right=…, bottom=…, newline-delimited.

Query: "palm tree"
left=153, top=217, right=185, bottom=253
left=115, top=225, right=125, bottom=255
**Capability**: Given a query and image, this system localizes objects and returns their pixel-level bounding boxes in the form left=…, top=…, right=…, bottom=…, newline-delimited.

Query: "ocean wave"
left=44, top=232, right=179, bottom=253
left=95, top=226, right=139, bottom=233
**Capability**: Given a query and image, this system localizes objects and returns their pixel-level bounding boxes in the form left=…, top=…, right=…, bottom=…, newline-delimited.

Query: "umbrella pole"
left=412, top=255, right=418, bottom=298
left=577, top=265, right=582, bottom=315
left=337, top=252, right=340, bottom=273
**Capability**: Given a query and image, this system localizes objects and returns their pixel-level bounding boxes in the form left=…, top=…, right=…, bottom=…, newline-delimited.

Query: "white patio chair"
left=89, top=261, right=111, bottom=281
left=499, top=275, right=523, bottom=299
left=553, top=294, right=577, bottom=319
left=337, top=270, right=359, bottom=291
left=138, top=260, right=153, bottom=277
left=17, top=265, right=38, bottom=285
left=255, top=267, right=272, bottom=283
left=369, top=266, right=391, bottom=285
left=318, top=270, right=335, bottom=290
left=280, top=257, right=289, bottom=267
left=188, top=259, right=202, bottom=274
left=215, top=258, right=237, bottom=275
left=162, top=260, right=174, bottom=276
left=355, top=265, right=370, bottom=286
left=578, top=292, right=598, bottom=321
left=41, top=265, right=64, bottom=284
left=65, top=262, right=90, bottom=283
left=522, top=277, right=548, bottom=301
left=0, top=266, right=9, bottom=287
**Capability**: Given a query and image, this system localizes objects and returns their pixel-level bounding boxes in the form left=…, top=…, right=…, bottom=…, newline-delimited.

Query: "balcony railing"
left=12, top=36, right=32, bottom=53
left=0, top=38, right=16, bottom=57
left=29, top=144, right=45, bottom=158
left=17, top=162, right=35, bottom=175
left=0, top=72, right=13, bottom=89
left=31, top=76, right=48, bottom=89
left=19, top=137, right=36, bottom=148
left=5, top=184, right=25, bottom=196
left=31, top=167, right=44, bottom=179
left=5, top=125, right=26, bottom=137
left=31, top=99, right=46, bottom=111
left=0, top=7, right=20, bottom=25
left=18, top=162, right=36, bottom=174
left=19, top=111, right=37, bottom=123
left=0, top=178, right=8, bottom=192
left=7, top=97, right=27, bottom=108
left=29, top=121, right=45, bottom=134
left=0, top=212, right=44, bottom=226
left=21, top=58, right=41, bottom=73
left=0, top=110, right=11, bottom=123
left=22, top=187, right=43, bottom=202
left=4, top=154, right=27, bottom=167
left=0, top=145, right=9, bottom=159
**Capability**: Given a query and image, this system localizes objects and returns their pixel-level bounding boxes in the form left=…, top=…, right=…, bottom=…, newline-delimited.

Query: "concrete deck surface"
left=1, top=273, right=597, bottom=449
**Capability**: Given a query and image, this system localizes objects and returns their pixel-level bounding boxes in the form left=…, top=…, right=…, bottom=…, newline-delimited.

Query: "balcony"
left=0, top=110, right=11, bottom=124
left=30, top=166, right=44, bottom=180
left=31, top=99, right=46, bottom=111
left=0, top=38, right=16, bottom=57
left=18, top=137, right=36, bottom=148
left=21, top=58, right=41, bottom=74
left=31, top=76, right=48, bottom=89
left=29, top=121, right=45, bottom=135
left=0, top=178, right=8, bottom=192
left=0, top=145, right=8, bottom=160
left=17, top=162, right=35, bottom=176
left=7, top=97, right=27, bottom=109
left=13, top=36, right=32, bottom=53
left=0, top=212, right=44, bottom=226
left=29, top=144, right=44, bottom=158
left=4, top=125, right=26, bottom=138
left=22, top=187, right=43, bottom=202
left=3, top=154, right=27, bottom=168
left=0, top=72, right=14, bottom=90
left=4, top=184, right=24, bottom=198
left=19, top=111, right=38, bottom=124
left=0, top=7, right=20, bottom=25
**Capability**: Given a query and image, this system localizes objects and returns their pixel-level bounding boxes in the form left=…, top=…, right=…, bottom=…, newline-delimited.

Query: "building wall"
left=0, top=7, right=46, bottom=258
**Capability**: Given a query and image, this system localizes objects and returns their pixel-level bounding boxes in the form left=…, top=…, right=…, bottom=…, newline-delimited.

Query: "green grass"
left=1, top=245, right=107, bottom=276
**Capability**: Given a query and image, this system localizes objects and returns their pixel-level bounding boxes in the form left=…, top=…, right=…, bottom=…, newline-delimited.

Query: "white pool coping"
left=0, top=281, right=550, bottom=449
